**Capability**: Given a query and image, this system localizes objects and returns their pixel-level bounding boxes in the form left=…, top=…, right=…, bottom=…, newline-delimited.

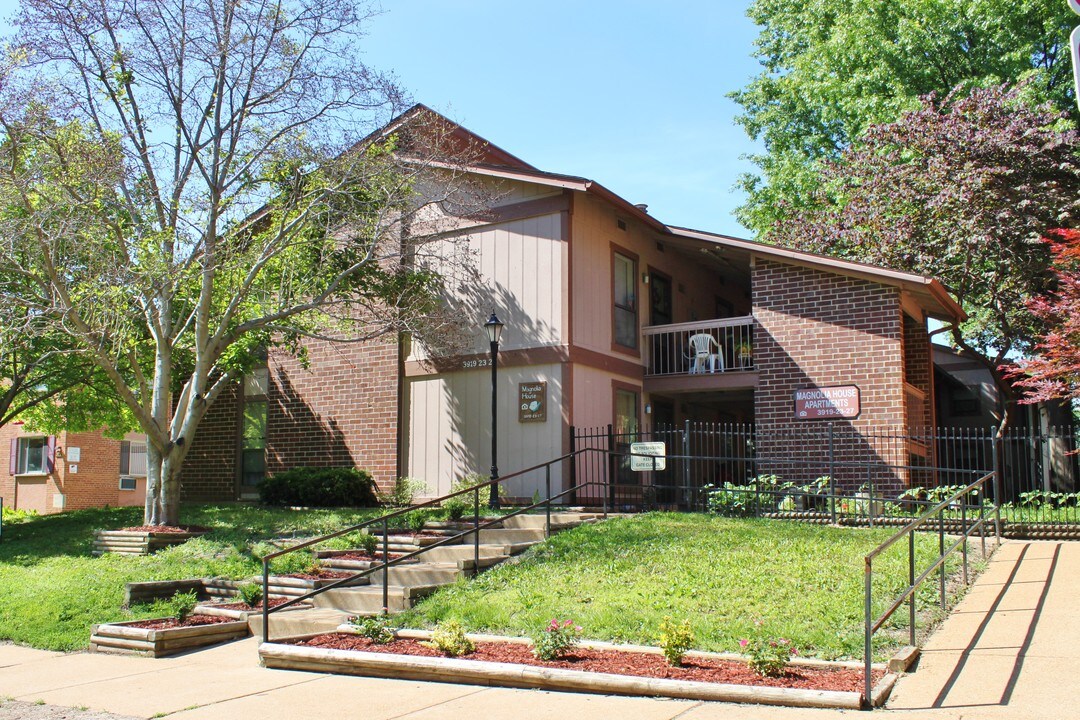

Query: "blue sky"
left=0, top=0, right=764, bottom=236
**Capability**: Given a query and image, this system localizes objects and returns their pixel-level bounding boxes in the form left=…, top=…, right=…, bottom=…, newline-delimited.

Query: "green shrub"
left=531, top=618, right=582, bottom=661
left=1, top=506, right=38, bottom=525
left=377, top=477, right=427, bottom=507
left=350, top=615, right=394, bottom=644
left=322, top=530, right=379, bottom=554
left=168, top=590, right=199, bottom=623
left=442, top=473, right=490, bottom=520
left=422, top=620, right=475, bottom=657
left=705, top=483, right=757, bottom=517
left=258, top=467, right=377, bottom=508
left=658, top=617, right=695, bottom=667
left=739, top=633, right=796, bottom=677
left=237, top=582, right=263, bottom=608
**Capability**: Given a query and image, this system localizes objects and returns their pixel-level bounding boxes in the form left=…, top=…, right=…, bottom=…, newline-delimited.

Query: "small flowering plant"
left=531, top=618, right=583, bottom=661
left=739, top=630, right=797, bottom=677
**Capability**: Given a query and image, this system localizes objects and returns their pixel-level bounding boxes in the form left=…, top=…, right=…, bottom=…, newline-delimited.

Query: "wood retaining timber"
left=90, top=618, right=249, bottom=658
left=92, top=529, right=207, bottom=557
left=259, top=630, right=901, bottom=710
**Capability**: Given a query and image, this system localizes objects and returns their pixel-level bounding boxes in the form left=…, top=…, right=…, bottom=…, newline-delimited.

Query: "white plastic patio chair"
left=687, top=333, right=723, bottom=373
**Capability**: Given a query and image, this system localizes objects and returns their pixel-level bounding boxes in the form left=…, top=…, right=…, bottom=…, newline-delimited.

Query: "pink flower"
left=739, top=639, right=749, bottom=648
left=791, top=648, right=799, bottom=656
left=564, top=619, right=573, bottom=627
left=575, top=626, right=583, bottom=632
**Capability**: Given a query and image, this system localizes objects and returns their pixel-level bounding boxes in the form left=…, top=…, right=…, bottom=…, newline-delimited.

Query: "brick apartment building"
left=1, top=107, right=966, bottom=512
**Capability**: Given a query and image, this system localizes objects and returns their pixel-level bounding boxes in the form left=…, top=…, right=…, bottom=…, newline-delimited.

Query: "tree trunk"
left=145, top=443, right=164, bottom=525
left=161, top=453, right=182, bottom=527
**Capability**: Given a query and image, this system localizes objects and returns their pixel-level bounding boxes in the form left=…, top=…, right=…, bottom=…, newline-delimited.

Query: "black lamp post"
left=484, top=312, right=505, bottom=509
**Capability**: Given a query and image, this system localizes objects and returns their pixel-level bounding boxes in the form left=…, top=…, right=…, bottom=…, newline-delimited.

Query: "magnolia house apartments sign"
left=794, top=385, right=861, bottom=420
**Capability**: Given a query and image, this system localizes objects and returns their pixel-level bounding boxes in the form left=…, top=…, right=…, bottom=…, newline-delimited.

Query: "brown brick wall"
left=751, top=259, right=909, bottom=493
left=1, top=425, right=139, bottom=514
left=181, top=384, right=241, bottom=501
left=266, top=336, right=401, bottom=492
left=180, top=335, right=402, bottom=501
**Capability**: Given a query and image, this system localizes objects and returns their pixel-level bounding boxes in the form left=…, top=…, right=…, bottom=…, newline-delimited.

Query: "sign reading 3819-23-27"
left=793, top=385, right=861, bottom=420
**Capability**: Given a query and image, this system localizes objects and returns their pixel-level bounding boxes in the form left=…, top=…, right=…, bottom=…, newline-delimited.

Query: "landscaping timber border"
left=92, top=529, right=208, bottom=557
left=90, top=618, right=249, bottom=658
left=259, top=629, right=903, bottom=710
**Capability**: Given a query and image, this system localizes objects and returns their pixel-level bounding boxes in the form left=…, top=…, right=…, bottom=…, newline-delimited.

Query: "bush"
left=237, top=582, right=263, bottom=608
left=350, top=615, right=395, bottom=644
left=258, top=467, right=377, bottom=508
left=168, top=590, right=199, bottom=623
left=422, top=620, right=475, bottom=657
left=658, top=617, right=695, bottom=667
left=1, top=506, right=38, bottom=525
left=739, top=633, right=796, bottom=677
left=705, top=483, right=757, bottom=517
left=442, top=473, right=490, bottom=520
left=531, top=618, right=582, bottom=661
left=377, top=476, right=427, bottom=507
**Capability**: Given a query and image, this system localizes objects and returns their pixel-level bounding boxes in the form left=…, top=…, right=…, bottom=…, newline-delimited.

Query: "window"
left=14, top=437, right=50, bottom=475
left=119, top=440, right=148, bottom=477
left=241, top=368, right=268, bottom=489
left=614, top=387, right=641, bottom=485
left=613, top=251, right=638, bottom=349
left=949, top=385, right=980, bottom=417
left=119, top=476, right=138, bottom=491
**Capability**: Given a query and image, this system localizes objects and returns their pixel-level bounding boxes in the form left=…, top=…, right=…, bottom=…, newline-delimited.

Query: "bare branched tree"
left=0, top=0, right=485, bottom=524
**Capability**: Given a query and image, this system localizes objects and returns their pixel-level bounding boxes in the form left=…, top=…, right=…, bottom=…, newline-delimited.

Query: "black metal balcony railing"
left=642, top=316, right=755, bottom=377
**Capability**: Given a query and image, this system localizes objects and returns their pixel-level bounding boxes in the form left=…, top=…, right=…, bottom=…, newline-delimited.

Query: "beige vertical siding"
left=411, top=211, right=567, bottom=361
left=405, top=363, right=565, bottom=499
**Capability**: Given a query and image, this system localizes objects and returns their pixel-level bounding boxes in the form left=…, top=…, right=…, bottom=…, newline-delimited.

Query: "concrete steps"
left=271, top=512, right=598, bottom=626
left=248, top=607, right=350, bottom=638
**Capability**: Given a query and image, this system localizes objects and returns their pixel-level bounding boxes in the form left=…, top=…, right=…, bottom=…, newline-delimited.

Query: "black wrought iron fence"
left=571, top=422, right=1080, bottom=525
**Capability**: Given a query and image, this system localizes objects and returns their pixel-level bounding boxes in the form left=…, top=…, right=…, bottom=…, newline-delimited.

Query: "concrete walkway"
left=0, top=540, right=1074, bottom=720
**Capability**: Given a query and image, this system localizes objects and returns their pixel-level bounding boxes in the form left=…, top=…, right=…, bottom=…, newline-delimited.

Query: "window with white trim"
left=119, top=439, right=148, bottom=478
left=16, top=437, right=48, bottom=475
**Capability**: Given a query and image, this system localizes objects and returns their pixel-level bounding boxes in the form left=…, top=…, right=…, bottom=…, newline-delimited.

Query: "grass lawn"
left=400, top=512, right=977, bottom=661
left=0, top=503, right=391, bottom=651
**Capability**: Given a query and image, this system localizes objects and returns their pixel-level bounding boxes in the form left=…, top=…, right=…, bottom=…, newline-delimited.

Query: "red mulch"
left=117, top=525, right=209, bottom=533
left=290, top=634, right=881, bottom=693
left=208, top=597, right=293, bottom=611
left=279, top=569, right=355, bottom=580
left=127, top=614, right=235, bottom=630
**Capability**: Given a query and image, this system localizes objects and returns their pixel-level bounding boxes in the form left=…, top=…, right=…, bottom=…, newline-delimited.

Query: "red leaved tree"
left=1012, top=229, right=1080, bottom=406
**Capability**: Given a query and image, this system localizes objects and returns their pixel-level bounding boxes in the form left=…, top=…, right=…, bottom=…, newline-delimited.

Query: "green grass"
left=0, top=503, right=388, bottom=651
left=400, top=512, right=962, bottom=661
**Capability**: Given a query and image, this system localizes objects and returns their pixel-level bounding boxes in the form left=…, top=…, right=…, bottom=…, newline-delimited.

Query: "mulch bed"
left=207, top=598, right=293, bottom=611
left=290, top=633, right=881, bottom=692
left=126, top=614, right=235, bottom=630
left=279, top=569, right=356, bottom=581
left=117, top=525, right=210, bottom=533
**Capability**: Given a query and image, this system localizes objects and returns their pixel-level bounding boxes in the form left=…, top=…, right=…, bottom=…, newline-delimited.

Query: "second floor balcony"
left=642, top=316, right=758, bottom=392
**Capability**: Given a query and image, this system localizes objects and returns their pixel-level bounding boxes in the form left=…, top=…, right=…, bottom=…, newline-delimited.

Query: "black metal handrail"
left=261, top=448, right=609, bottom=642
left=861, top=472, right=998, bottom=706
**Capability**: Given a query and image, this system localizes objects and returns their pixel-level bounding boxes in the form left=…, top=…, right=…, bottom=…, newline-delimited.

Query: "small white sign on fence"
left=630, top=442, right=667, bottom=471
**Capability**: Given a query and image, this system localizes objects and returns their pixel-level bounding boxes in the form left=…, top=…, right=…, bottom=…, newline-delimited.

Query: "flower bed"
left=91, top=615, right=249, bottom=658
left=259, top=628, right=899, bottom=709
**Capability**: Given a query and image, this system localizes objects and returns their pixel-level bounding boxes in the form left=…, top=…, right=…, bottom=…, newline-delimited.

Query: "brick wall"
left=0, top=425, right=137, bottom=514
left=180, top=335, right=402, bottom=501
left=751, top=259, right=909, bottom=493
left=267, top=336, right=401, bottom=492
left=181, top=384, right=240, bottom=501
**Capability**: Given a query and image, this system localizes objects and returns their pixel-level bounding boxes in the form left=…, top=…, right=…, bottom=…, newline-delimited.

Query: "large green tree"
left=0, top=0, right=480, bottom=525
left=768, top=84, right=1080, bottom=430
left=732, top=0, right=1077, bottom=235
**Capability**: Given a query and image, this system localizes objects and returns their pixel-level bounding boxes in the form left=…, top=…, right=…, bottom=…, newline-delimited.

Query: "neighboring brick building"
left=2, top=424, right=147, bottom=514
left=3, top=107, right=968, bottom=512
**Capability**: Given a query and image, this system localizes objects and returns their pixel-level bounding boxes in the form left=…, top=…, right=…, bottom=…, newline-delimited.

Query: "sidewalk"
left=0, top=540, right=1074, bottom=720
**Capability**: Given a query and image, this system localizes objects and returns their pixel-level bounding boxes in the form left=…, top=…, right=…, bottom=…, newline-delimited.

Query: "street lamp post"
left=484, top=312, right=505, bottom=509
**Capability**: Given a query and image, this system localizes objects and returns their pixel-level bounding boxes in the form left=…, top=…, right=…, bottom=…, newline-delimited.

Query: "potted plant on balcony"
left=735, top=341, right=753, bottom=369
